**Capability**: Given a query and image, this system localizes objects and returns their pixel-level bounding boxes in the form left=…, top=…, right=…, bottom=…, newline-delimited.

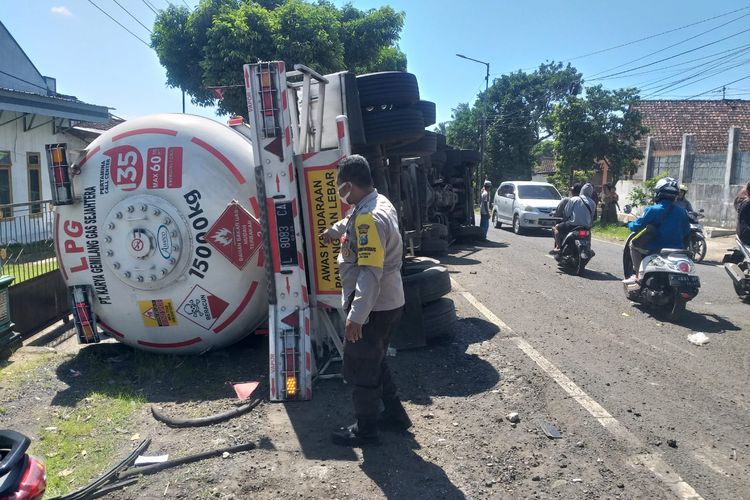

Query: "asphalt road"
left=445, top=225, right=750, bottom=499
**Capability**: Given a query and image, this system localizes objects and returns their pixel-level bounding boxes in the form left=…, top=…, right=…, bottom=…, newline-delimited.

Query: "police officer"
left=320, top=155, right=410, bottom=447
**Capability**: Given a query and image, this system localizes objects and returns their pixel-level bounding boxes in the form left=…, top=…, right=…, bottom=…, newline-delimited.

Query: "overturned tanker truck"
left=49, top=62, right=481, bottom=400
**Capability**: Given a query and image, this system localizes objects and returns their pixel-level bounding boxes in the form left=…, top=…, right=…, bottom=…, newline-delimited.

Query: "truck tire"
left=416, top=101, right=436, bottom=127
left=423, top=298, right=457, bottom=340
left=402, top=265, right=452, bottom=304
left=363, top=108, right=425, bottom=145
left=403, top=256, right=441, bottom=272
left=387, top=131, right=437, bottom=157
left=435, top=133, right=447, bottom=151
left=431, top=150, right=447, bottom=166
left=422, top=222, right=449, bottom=239
left=357, top=72, right=419, bottom=107
left=460, top=149, right=481, bottom=164
left=445, top=149, right=463, bottom=166
left=452, top=225, right=483, bottom=240
left=419, top=237, right=449, bottom=255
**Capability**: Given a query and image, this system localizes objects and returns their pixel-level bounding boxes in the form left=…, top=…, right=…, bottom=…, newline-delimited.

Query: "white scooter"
left=622, top=232, right=701, bottom=321
left=723, top=235, right=750, bottom=299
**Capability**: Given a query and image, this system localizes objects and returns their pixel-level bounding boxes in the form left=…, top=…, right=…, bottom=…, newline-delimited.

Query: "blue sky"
left=2, top=0, right=750, bottom=124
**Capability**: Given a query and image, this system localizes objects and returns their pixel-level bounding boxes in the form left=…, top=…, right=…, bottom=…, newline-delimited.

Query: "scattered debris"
left=151, top=399, right=260, bottom=428
left=134, top=455, right=169, bottom=466
left=52, top=438, right=151, bottom=500
left=69, top=369, right=82, bottom=378
left=222, top=451, right=231, bottom=459
left=687, top=332, right=710, bottom=346
left=575, top=441, right=585, bottom=448
left=541, top=422, right=562, bottom=439
left=130, top=433, right=141, bottom=441
left=667, top=439, right=678, bottom=448
left=621, top=313, right=630, bottom=317
left=119, top=442, right=256, bottom=479
left=506, top=412, right=520, bottom=423
left=572, top=478, right=583, bottom=483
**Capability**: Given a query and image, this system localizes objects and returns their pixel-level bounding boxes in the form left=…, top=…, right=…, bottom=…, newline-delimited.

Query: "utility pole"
left=456, top=54, right=490, bottom=188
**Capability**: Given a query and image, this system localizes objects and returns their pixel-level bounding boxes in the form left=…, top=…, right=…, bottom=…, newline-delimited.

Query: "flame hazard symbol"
left=211, top=227, right=233, bottom=247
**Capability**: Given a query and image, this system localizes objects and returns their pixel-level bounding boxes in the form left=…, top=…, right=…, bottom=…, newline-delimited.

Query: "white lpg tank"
left=54, top=114, right=268, bottom=353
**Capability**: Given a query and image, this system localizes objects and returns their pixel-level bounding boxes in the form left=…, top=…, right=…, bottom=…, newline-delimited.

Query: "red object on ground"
left=232, top=382, right=260, bottom=401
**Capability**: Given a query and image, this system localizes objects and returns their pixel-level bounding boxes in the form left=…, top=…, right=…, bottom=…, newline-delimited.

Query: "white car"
left=492, top=181, right=562, bottom=234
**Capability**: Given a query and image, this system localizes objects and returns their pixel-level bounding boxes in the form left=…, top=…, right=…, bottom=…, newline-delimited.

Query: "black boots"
left=378, top=398, right=412, bottom=432
left=331, top=417, right=379, bottom=447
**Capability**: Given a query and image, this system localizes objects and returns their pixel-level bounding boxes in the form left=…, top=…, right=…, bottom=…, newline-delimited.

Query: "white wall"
left=0, top=111, right=89, bottom=205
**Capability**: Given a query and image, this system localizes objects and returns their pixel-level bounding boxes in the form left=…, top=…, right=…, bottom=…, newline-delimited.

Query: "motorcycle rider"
left=623, top=177, right=690, bottom=284
left=551, top=182, right=595, bottom=254
left=734, top=180, right=750, bottom=246
left=674, top=184, right=694, bottom=213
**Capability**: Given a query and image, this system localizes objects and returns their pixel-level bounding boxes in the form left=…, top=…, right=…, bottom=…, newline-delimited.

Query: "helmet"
left=654, top=177, right=679, bottom=201
left=483, top=180, right=492, bottom=188
left=679, top=184, right=688, bottom=193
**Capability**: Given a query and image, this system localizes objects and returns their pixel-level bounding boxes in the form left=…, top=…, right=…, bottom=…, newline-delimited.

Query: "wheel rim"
left=514, top=216, right=519, bottom=233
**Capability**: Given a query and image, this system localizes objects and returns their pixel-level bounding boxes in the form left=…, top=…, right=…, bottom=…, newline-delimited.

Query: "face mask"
left=338, top=182, right=352, bottom=204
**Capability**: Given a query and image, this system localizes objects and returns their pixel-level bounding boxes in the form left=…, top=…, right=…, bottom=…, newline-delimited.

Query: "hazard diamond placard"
left=206, top=202, right=263, bottom=270
left=177, top=285, right=230, bottom=330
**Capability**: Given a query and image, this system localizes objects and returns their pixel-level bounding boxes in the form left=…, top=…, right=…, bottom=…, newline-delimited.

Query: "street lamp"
left=456, top=53, right=490, bottom=187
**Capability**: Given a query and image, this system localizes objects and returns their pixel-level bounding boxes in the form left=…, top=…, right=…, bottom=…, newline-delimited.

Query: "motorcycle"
left=622, top=232, right=701, bottom=321
left=0, top=430, right=46, bottom=500
left=688, top=209, right=707, bottom=263
left=556, top=226, right=593, bottom=275
left=722, top=235, right=750, bottom=299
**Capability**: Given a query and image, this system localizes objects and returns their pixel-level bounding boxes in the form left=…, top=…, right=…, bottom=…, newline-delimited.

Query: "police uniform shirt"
left=328, top=190, right=405, bottom=324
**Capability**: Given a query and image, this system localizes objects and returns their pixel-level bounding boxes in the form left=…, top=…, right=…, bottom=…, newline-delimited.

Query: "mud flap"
left=390, top=284, right=425, bottom=350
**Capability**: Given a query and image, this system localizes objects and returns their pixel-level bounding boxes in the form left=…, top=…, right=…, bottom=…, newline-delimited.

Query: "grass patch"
left=0, top=351, right=57, bottom=388
left=592, top=222, right=631, bottom=242
left=3, top=259, right=59, bottom=285
left=31, top=392, right=144, bottom=497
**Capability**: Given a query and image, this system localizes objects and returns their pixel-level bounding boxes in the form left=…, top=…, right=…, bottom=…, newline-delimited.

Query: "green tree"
left=151, top=0, right=406, bottom=116
left=445, top=62, right=581, bottom=183
left=551, top=85, right=647, bottom=186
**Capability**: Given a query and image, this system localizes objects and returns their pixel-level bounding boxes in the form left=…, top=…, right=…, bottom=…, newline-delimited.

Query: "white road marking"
left=451, top=277, right=705, bottom=500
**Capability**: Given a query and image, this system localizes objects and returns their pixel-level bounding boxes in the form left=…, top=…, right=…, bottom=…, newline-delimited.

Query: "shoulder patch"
left=355, top=213, right=384, bottom=268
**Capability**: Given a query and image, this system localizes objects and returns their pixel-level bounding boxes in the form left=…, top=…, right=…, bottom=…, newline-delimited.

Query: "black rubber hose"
left=117, top=442, right=256, bottom=479
left=150, top=399, right=260, bottom=428
left=51, top=438, right=151, bottom=500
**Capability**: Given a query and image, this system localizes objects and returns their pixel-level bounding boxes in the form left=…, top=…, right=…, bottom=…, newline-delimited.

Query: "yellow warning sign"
left=138, top=299, right=178, bottom=327
left=304, top=167, right=344, bottom=294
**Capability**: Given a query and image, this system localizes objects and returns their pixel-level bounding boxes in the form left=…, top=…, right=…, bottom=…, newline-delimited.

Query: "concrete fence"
left=617, top=127, right=749, bottom=228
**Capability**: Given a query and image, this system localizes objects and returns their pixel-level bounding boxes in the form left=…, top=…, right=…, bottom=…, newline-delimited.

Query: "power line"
left=635, top=45, right=750, bottom=92
left=644, top=57, right=750, bottom=98
left=685, top=74, right=750, bottom=99
left=594, top=43, right=750, bottom=81
left=592, top=25, right=750, bottom=81
left=141, top=0, right=159, bottom=14
left=111, top=0, right=152, bottom=33
left=561, top=5, right=750, bottom=61
left=588, top=12, right=750, bottom=79
left=0, top=69, right=50, bottom=92
left=87, top=0, right=150, bottom=47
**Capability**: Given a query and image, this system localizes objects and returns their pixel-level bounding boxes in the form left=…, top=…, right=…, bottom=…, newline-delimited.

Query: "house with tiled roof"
left=617, top=99, right=750, bottom=228
left=632, top=99, right=750, bottom=153
left=0, top=20, right=119, bottom=217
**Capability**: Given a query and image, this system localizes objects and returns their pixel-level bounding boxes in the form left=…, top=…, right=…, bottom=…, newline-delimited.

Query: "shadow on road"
left=580, top=269, right=622, bottom=282
left=632, top=305, right=742, bottom=333
left=675, top=311, right=742, bottom=334
left=361, top=436, right=466, bottom=500
left=438, top=241, right=509, bottom=267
